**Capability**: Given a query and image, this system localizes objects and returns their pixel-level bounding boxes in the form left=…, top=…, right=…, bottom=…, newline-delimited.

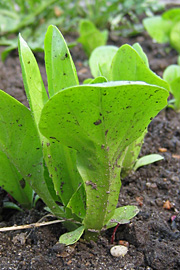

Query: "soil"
left=0, top=23, right=180, bottom=270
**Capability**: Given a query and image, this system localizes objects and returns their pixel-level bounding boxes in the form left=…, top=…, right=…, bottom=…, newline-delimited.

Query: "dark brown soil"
left=0, top=29, right=180, bottom=270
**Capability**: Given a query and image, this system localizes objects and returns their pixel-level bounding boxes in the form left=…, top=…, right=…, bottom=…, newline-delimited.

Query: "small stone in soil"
left=52, top=242, right=66, bottom=253
left=110, top=245, right=128, bottom=257
left=158, top=147, right=167, bottom=152
left=163, top=200, right=173, bottom=210
left=52, top=242, right=76, bottom=257
left=172, top=154, right=180, bottom=159
left=118, top=240, right=129, bottom=247
left=146, top=182, right=157, bottom=189
left=12, top=233, right=26, bottom=245
left=136, top=196, right=144, bottom=207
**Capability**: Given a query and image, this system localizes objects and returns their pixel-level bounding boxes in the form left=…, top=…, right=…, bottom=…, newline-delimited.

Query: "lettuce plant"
left=89, top=43, right=169, bottom=176
left=78, top=19, right=108, bottom=57
left=143, top=8, right=180, bottom=53
left=0, top=25, right=168, bottom=245
left=163, top=64, right=180, bottom=111
left=89, top=45, right=118, bottom=79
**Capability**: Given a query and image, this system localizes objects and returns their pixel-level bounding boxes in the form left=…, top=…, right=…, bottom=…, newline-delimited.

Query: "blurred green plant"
left=78, top=0, right=164, bottom=36
left=0, top=0, right=164, bottom=60
left=143, top=8, right=180, bottom=54
left=163, top=63, right=180, bottom=111
left=0, top=0, right=80, bottom=60
left=107, top=0, right=164, bottom=37
left=78, top=20, right=108, bottom=56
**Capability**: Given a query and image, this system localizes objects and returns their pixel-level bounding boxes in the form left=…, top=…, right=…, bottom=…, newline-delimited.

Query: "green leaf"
left=18, top=34, right=48, bottom=129
left=83, top=77, right=108, bottom=84
left=19, top=32, right=78, bottom=209
left=177, top=56, right=180, bottom=66
left=120, top=131, right=146, bottom=178
left=170, top=77, right=180, bottom=111
left=134, top=154, right=164, bottom=171
left=59, top=226, right=85, bottom=245
left=89, top=45, right=118, bottom=78
left=44, top=25, right=79, bottom=97
left=162, top=8, right=180, bottom=21
left=0, top=151, right=33, bottom=209
left=113, top=44, right=168, bottom=175
left=0, top=12, right=19, bottom=33
left=39, top=82, right=168, bottom=231
left=105, top=205, right=139, bottom=229
left=90, top=76, right=108, bottom=84
left=0, top=90, right=65, bottom=218
left=163, top=64, right=180, bottom=110
left=33, top=194, right=40, bottom=207
left=109, top=44, right=169, bottom=91
left=143, top=16, right=173, bottom=43
left=78, top=20, right=108, bottom=57
left=43, top=140, right=83, bottom=206
left=1, top=44, right=17, bottom=62
left=83, top=78, right=93, bottom=84
left=44, top=25, right=84, bottom=213
left=19, top=33, right=61, bottom=204
left=132, top=43, right=149, bottom=67
left=67, top=184, right=86, bottom=219
left=163, top=64, right=180, bottom=85
left=3, top=202, right=23, bottom=212
left=43, top=160, right=62, bottom=203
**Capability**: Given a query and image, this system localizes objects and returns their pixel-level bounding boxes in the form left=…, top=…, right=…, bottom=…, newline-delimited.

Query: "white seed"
left=110, top=245, right=128, bottom=257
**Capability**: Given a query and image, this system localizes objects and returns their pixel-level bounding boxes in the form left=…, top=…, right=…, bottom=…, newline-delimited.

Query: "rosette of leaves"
left=0, top=25, right=168, bottom=245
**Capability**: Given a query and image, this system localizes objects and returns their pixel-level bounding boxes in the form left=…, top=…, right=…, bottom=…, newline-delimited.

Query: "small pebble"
left=110, top=245, right=128, bottom=257
left=118, top=240, right=129, bottom=247
left=52, top=242, right=66, bottom=253
left=163, top=200, right=173, bottom=210
left=52, top=242, right=75, bottom=257
left=158, top=147, right=167, bottom=153
left=172, top=154, right=180, bottom=159
left=146, top=182, right=157, bottom=189
left=12, top=233, right=26, bottom=245
left=136, top=196, right=144, bottom=207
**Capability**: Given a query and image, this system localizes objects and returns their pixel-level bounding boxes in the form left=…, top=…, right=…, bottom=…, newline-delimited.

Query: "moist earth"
left=0, top=30, right=180, bottom=270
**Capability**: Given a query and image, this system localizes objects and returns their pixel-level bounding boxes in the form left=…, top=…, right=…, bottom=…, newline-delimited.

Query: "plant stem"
left=84, top=230, right=100, bottom=242
left=111, top=223, right=120, bottom=244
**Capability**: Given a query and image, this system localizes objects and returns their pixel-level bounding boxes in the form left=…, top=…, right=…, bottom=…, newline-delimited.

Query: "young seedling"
left=0, top=25, right=168, bottom=245
left=89, top=45, right=118, bottom=78
left=78, top=19, right=108, bottom=57
left=163, top=64, right=180, bottom=111
left=143, top=8, right=180, bottom=53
